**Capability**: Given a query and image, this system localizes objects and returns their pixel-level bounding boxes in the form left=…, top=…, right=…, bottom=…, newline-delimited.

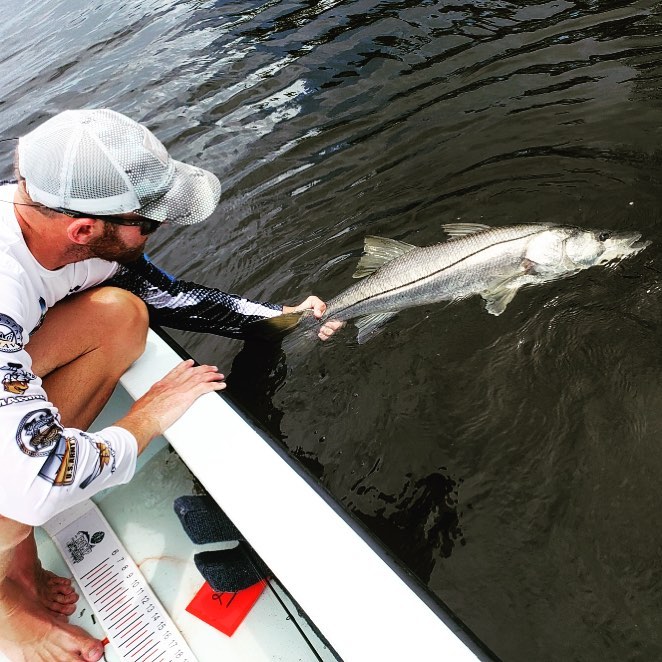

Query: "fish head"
left=563, top=228, right=650, bottom=267
left=525, top=229, right=569, bottom=267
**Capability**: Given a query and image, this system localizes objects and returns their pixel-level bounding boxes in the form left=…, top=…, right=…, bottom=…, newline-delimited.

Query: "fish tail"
left=247, top=311, right=304, bottom=341
left=247, top=310, right=331, bottom=360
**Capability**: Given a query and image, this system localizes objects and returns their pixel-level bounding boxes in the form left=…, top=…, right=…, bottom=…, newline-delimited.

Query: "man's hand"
left=282, top=296, right=345, bottom=341
left=115, top=360, right=225, bottom=453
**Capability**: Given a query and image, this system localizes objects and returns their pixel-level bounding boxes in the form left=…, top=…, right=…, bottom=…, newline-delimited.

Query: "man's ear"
left=66, top=218, right=99, bottom=245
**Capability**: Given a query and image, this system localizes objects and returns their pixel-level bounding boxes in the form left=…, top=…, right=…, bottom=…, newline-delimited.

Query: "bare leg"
left=28, top=287, right=149, bottom=429
left=0, top=288, right=148, bottom=661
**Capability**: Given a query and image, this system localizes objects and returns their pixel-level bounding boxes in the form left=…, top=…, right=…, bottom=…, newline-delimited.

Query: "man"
left=0, top=108, right=339, bottom=661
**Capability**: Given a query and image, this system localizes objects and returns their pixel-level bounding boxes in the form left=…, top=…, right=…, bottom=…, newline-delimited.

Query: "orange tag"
left=186, top=580, right=267, bottom=636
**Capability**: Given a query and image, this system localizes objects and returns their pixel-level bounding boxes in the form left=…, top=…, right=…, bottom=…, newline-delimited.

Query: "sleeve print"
left=105, top=255, right=283, bottom=339
left=0, top=304, right=137, bottom=526
left=6, top=403, right=137, bottom=526
left=2, top=362, right=33, bottom=393
left=30, top=423, right=116, bottom=491
left=0, top=312, right=25, bottom=354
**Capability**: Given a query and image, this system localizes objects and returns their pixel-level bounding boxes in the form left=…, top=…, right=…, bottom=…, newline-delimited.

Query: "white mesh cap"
left=17, top=108, right=221, bottom=225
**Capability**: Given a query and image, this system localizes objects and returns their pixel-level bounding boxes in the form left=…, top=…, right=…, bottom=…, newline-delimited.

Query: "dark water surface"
left=3, top=1, right=662, bottom=659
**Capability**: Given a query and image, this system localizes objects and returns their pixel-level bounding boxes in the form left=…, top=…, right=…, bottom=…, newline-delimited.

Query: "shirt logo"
left=0, top=314, right=23, bottom=353
left=0, top=394, right=46, bottom=408
left=78, top=432, right=116, bottom=489
left=16, top=409, right=63, bottom=457
left=39, top=435, right=79, bottom=487
left=2, top=362, right=37, bottom=394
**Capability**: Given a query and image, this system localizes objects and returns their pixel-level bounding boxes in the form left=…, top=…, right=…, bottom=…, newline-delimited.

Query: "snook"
left=259, top=223, right=649, bottom=344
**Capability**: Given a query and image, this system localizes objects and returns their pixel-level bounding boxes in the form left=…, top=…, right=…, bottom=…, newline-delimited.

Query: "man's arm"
left=114, top=359, right=225, bottom=454
left=105, top=254, right=342, bottom=340
left=105, top=254, right=283, bottom=339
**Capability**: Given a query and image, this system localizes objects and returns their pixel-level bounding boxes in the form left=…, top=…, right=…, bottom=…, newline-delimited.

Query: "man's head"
left=18, top=108, right=221, bottom=225
left=15, top=108, right=221, bottom=265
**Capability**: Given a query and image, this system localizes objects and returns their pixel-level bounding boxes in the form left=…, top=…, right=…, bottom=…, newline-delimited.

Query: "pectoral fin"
left=355, top=312, right=398, bottom=344
left=353, top=236, right=417, bottom=279
left=481, top=288, right=518, bottom=316
left=481, top=259, right=541, bottom=316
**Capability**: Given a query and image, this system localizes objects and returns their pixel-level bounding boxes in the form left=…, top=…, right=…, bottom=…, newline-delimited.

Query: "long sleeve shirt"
left=0, top=183, right=281, bottom=525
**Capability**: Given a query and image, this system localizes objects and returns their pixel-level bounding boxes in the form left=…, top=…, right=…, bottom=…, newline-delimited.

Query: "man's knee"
left=90, top=288, right=149, bottom=361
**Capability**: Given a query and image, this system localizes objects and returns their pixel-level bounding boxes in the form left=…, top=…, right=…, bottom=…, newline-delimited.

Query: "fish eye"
left=599, top=232, right=611, bottom=242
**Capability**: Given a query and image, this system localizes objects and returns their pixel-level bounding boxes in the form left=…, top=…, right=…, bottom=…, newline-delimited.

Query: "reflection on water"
left=352, top=469, right=465, bottom=580
left=2, top=0, right=662, bottom=659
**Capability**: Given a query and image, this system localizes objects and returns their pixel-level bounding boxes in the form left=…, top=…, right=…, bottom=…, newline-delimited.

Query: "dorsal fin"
left=441, top=223, right=491, bottom=238
left=353, top=235, right=417, bottom=279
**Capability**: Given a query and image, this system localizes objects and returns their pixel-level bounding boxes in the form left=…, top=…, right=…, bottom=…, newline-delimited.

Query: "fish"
left=257, top=222, right=650, bottom=344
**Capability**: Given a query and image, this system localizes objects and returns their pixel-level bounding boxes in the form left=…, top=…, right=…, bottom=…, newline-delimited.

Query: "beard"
left=88, top=222, right=147, bottom=264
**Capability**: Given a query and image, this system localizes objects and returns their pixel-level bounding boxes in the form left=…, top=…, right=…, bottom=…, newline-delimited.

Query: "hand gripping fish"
left=258, top=223, right=649, bottom=344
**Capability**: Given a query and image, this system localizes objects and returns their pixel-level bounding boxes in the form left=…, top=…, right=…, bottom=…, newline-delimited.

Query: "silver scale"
left=44, top=500, right=198, bottom=662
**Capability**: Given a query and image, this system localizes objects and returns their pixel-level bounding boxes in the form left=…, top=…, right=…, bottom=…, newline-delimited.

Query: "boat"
left=27, top=327, right=490, bottom=661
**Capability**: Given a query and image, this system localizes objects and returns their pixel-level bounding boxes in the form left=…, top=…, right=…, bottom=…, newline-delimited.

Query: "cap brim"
left=138, top=160, right=221, bottom=225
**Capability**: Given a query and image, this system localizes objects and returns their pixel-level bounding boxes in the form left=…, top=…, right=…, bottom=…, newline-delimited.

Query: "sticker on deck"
left=186, top=580, right=267, bottom=636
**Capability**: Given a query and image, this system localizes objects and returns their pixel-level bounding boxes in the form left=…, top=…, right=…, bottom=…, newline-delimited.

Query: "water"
left=2, top=1, right=662, bottom=659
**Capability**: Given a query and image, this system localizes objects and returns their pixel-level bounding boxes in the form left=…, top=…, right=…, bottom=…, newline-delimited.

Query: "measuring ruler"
left=44, top=500, right=198, bottom=662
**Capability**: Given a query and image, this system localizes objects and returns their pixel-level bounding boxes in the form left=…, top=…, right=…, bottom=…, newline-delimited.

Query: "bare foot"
left=38, top=569, right=79, bottom=617
left=6, top=531, right=79, bottom=617
left=0, top=578, right=103, bottom=661
left=8, top=563, right=79, bottom=618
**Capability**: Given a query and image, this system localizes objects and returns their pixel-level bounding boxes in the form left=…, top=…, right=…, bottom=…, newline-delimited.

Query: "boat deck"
left=12, top=329, right=482, bottom=662
left=35, top=416, right=337, bottom=661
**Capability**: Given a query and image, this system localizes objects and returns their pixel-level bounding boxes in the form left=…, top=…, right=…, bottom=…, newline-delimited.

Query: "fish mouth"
left=616, top=231, right=650, bottom=253
left=599, top=231, right=651, bottom=263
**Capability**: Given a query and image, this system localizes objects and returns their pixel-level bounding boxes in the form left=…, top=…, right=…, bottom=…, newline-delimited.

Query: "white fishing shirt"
left=0, top=180, right=283, bottom=526
left=0, top=184, right=137, bottom=525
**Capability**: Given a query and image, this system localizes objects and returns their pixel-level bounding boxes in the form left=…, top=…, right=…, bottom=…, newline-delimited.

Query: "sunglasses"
left=55, top=208, right=162, bottom=236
